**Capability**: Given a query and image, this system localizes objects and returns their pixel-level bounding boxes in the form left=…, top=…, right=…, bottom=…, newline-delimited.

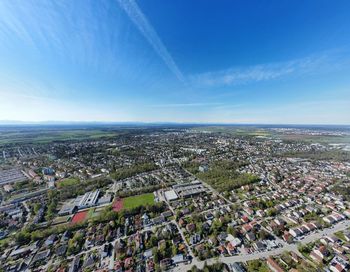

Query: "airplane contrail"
left=116, top=0, right=186, bottom=83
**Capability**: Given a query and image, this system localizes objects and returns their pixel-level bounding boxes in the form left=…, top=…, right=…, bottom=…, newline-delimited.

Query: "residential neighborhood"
left=1, top=125, right=350, bottom=272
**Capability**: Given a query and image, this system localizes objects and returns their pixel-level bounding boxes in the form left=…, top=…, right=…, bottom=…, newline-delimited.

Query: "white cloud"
left=150, top=102, right=223, bottom=108
left=189, top=53, right=341, bottom=87
left=117, top=0, right=185, bottom=83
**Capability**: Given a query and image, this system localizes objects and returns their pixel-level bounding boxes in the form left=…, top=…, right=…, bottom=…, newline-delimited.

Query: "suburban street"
left=172, top=219, right=350, bottom=271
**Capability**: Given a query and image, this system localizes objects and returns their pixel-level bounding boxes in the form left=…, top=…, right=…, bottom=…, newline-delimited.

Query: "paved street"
left=172, top=219, right=350, bottom=271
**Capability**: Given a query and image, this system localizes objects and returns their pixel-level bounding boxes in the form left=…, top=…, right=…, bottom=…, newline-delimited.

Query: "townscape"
left=0, top=125, right=349, bottom=272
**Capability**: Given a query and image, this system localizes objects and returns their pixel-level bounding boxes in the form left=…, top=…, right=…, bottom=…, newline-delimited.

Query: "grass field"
left=278, top=134, right=350, bottom=144
left=190, top=126, right=271, bottom=137
left=122, top=193, right=155, bottom=210
left=191, top=126, right=350, bottom=144
left=0, top=125, right=129, bottom=146
left=56, top=178, right=80, bottom=188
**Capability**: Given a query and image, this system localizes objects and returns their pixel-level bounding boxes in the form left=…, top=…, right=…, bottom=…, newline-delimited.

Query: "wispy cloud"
left=117, top=0, right=185, bottom=83
left=190, top=52, right=346, bottom=87
left=150, top=102, right=223, bottom=108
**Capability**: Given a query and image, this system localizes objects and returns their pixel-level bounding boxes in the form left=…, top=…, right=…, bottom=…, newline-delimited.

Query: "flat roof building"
left=164, top=190, right=178, bottom=201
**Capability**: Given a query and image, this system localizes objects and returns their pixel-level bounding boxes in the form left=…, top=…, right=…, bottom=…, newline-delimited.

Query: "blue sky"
left=0, top=0, right=349, bottom=124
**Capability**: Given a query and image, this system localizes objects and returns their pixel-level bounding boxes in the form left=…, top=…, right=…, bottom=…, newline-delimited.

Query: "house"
left=304, top=223, right=317, bottom=232
left=178, top=218, right=185, bottom=227
left=282, top=232, right=293, bottom=243
left=61, top=230, right=71, bottom=241
left=208, top=236, right=218, bottom=246
left=146, top=259, right=155, bottom=272
left=142, top=213, right=150, bottom=225
left=343, top=232, right=350, bottom=242
left=144, top=249, right=153, bottom=259
left=241, top=224, right=253, bottom=233
left=83, top=255, right=95, bottom=268
left=266, top=257, right=284, bottom=272
left=226, top=242, right=236, bottom=255
left=198, top=165, right=208, bottom=172
left=152, top=216, right=164, bottom=225
left=186, top=223, right=196, bottom=233
left=217, top=232, right=228, bottom=243
left=329, top=255, right=350, bottom=272
left=290, top=252, right=300, bottom=263
left=241, top=215, right=249, bottom=223
left=56, top=245, right=67, bottom=257
left=228, top=237, right=242, bottom=247
left=310, top=245, right=330, bottom=263
left=69, top=256, right=80, bottom=272
left=343, top=209, right=350, bottom=218
left=245, top=232, right=256, bottom=241
left=114, top=260, right=123, bottom=272
left=332, top=244, right=345, bottom=255
left=124, top=257, right=133, bottom=269
left=101, top=244, right=110, bottom=258
left=205, top=213, right=214, bottom=220
left=254, top=241, right=266, bottom=251
left=31, top=250, right=50, bottom=266
left=230, top=263, right=246, bottom=272
left=190, top=233, right=201, bottom=245
left=160, top=258, right=172, bottom=270
left=321, top=235, right=341, bottom=245
left=161, top=210, right=173, bottom=219
left=45, top=234, right=57, bottom=247
left=217, top=245, right=227, bottom=255
left=172, top=254, right=185, bottom=264
left=172, top=235, right=182, bottom=246
left=289, top=228, right=302, bottom=238
left=256, top=210, right=265, bottom=217
left=202, top=222, right=210, bottom=232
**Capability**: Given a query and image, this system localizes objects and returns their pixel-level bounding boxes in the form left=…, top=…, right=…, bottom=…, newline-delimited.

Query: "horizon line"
left=0, top=120, right=349, bottom=127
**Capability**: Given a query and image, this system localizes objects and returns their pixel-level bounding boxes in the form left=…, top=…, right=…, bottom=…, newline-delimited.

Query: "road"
left=163, top=194, right=194, bottom=258
left=172, top=219, right=350, bottom=271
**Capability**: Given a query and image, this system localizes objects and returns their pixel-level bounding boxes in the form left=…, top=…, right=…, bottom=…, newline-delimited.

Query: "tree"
left=172, top=244, right=178, bottom=256
left=147, top=235, right=158, bottom=249
left=191, top=265, right=199, bottom=272
left=16, top=230, right=31, bottom=245
left=259, top=229, right=270, bottom=240
left=152, top=247, right=160, bottom=263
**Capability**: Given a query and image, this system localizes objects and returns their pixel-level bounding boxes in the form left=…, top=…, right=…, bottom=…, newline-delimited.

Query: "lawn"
left=87, top=208, right=100, bottom=219
left=57, top=178, right=80, bottom=188
left=122, top=193, right=155, bottom=210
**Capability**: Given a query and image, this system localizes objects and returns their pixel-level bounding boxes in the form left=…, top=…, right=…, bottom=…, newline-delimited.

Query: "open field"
left=191, top=125, right=350, bottom=144
left=0, top=124, right=186, bottom=146
left=122, top=193, right=155, bottom=210
left=112, top=193, right=155, bottom=212
left=190, top=126, right=272, bottom=137
left=0, top=127, right=120, bottom=146
left=52, top=215, right=70, bottom=225
left=56, top=178, right=80, bottom=188
left=282, top=149, right=350, bottom=162
left=277, top=134, right=350, bottom=144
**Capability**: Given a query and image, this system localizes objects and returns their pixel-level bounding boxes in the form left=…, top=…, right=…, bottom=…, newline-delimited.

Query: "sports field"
left=57, top=178, right=80, bottom=188
left=112, top=198, right=123, bottom=212
left=112, top=193, right=155, bottom=211
left=123, top=193, right=155, bottom=209
left=71, top=210, right=88, bottom=224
